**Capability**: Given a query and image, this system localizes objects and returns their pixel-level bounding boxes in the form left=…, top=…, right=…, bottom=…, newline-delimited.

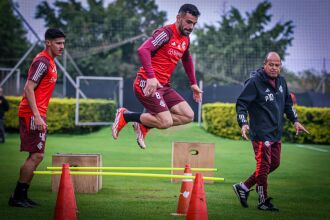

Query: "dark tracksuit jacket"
left=236, top=68, right=298, bottom=141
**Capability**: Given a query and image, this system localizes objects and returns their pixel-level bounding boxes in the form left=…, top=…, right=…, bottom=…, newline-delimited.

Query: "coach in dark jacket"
left=232, top=52, right=308, bottom=211
left=0, top=87, right=9, bottom=143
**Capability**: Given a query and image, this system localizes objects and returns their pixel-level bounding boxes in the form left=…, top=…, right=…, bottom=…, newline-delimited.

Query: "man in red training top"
left=112, top=4, right=202, bottom=149
left=9, top=28, right=65, bottom=208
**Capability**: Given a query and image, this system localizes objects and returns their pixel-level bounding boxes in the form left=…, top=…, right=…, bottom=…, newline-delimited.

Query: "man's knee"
left=157, top=118, right=173, bottom=129
left=185, top=110, right=194, bottom=123
left=178, top=109, right=194, bottom=124
left=29, top=153, right=44, bottom=164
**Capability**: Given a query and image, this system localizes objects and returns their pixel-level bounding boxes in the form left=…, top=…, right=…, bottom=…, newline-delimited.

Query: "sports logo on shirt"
left=265, top=93, right=274, bottom=102
left=265, top=88, right=270, bottom=93
left=292, top=106, right=298, bottom=118
left=49, top=77, right=57, bottom=83
left=181, top=41, right=186, bottom=50
left=238, top=114, right=247, bottom=123
left=279, top=85, right=283, bottom=93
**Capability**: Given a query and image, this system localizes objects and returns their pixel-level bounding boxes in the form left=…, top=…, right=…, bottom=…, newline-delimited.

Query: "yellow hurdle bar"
left=46, top=167, right=218, bottom=172
left=34, top=171, right=224, bottom=182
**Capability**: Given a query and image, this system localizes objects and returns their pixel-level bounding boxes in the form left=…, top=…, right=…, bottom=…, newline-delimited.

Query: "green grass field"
left=0, top=123, right=329, bottom=220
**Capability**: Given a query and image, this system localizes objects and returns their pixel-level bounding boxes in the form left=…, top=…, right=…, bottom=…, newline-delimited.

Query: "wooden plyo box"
left=171, top=142, right=215, bottom=183
left=52, top=153, right=102, bottom=193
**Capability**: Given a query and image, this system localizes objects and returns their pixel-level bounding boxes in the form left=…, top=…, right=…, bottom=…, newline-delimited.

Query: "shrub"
left=202, top=102, right=330, bottom=144
left=4, top=96, right=116, bottom=133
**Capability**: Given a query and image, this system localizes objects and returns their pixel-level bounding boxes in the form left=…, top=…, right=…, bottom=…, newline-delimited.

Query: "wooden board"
left=171, top=142, right=215, bottom=183
left=52, top=153, right=102, bottom=193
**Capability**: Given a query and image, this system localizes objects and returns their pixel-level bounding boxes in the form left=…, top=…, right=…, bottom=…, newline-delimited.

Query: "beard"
left=179, top=24, right=191, bottom=36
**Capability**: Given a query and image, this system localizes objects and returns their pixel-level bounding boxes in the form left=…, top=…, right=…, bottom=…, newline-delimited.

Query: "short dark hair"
left=178, top=4, right=200, bottom=17
left=45, top=28, right=66, bottom=40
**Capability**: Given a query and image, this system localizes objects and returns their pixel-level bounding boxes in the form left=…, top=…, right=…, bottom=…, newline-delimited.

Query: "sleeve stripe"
left=151, top=31, right=167, bottom=46
left=32, top=62, right=47, bottom=81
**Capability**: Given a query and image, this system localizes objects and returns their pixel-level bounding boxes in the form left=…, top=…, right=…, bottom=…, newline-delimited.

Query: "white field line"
left=295, top=144, right=329, bottom=153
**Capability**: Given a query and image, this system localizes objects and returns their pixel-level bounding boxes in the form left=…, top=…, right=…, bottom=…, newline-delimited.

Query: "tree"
left=35, top=0, right=166, bottom=78
left=191, top=1, right=294, bottom=84
left=0, top=0, right=29, bottom=67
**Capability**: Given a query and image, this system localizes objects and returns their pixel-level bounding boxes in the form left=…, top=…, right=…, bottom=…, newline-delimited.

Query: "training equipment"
left=75, top=76, right=123, bottom=126
left=52, top=154, right=102, bottom=193
left=172, top=164, right=193, bottom=216
left=34, top=171, right=225, bottom=181
left=172, top=142, right=215, bottom=183
left=186, top=173, right=208, bottom=220
left=233, top=183, right=250, bottom=208
left=46, top=166, right=217, bottom=172
left=54, top=163, right=77, bottom=220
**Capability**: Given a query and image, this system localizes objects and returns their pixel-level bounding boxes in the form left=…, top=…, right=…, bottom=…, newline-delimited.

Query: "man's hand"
left=33, top=115, right=47, bottom=132
left=191, top=84, right=203, bottom=102
left=241, top=124, right=250, bottom=140
left=294, top=121, right=309, bottom=136
left=143, top=78, right=163, bottom=97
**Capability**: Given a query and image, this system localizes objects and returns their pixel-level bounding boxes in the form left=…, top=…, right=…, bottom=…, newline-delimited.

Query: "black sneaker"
left=258, top=197, right=279, bottom=211
left=8, top=195, right=33, bottom=208
left=26, top=198, right=40, bottom=206
left=233, top=183, right=250, bottom=208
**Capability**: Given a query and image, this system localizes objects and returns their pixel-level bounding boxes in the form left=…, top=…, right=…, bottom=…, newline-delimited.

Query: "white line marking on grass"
left=295, top=145, right=328, bottom=153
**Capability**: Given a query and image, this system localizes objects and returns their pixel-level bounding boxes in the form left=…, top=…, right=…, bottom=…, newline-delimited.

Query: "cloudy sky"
left=15, top=0, right=330, bottom=73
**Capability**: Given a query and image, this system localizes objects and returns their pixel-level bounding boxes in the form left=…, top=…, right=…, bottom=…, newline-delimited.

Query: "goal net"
left=75, top=76, right=123, bottom=126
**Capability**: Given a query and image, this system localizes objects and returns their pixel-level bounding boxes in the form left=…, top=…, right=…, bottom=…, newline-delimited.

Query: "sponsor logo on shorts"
left=139, top=79, right=146, bottom=88
left=264, top=141, right=271, bottom=147
left=39, top=132, right=46, bottom=141
left=37, top=142, right=43, bottom=150
left=155, top=92, right=161, bottom=99
left=30, top=116, right=36, bottom=130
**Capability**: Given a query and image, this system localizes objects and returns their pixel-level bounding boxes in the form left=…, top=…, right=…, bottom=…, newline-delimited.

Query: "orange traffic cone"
left=172, top=164, right=194, bottom=216
left=186, top=173, right=208, bottom=220
left=54, top=163, right=77, bottom=220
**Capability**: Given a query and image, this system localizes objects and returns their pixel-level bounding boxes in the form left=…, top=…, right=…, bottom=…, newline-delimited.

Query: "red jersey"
left=137, top=23, right=196, bottom=86
left=18, top=50, right=58, bottom=117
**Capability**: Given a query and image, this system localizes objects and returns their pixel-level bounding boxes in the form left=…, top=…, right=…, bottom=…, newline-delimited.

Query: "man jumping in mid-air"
left=112, top=4, right=203, bottom=149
